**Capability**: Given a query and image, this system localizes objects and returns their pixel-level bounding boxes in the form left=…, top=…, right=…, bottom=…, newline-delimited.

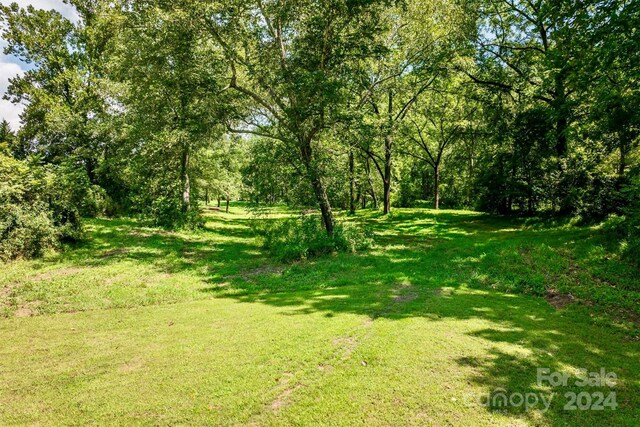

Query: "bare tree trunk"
left=300, top=137, right=334, bottom=236
left=619, top=142, right=628, bottom=176
left=434, top=164, right=440, bottom=210
left=467, top=139, right=476, bottom=205
left=382, top=90, right=393, bottom=215
left=217, top=197, right=221, bottom=208
left=180, top=146, right=190, bottom=213
left=382, top=133, right=393, bottom=214
left=349, top=150, right=356, bottom=214
left=364, top=157, right=377, bottom=209
left=226, top=197, right=230, bottom=213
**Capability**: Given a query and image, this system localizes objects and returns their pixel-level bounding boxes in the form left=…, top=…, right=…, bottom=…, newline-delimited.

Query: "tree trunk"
left=349, top=150, right=356, bottom=214
left=467, top=140, right=476, bottom=204
left=300, top=137, right=334, bottom=236
left=225, top=197, right=230, bottom=213
left=205, top=188, right=209, bottom=205
left=434, top=164, right=440, bottom=210
left=383, top=134, right=392, bottom=215
left=311, top=172, right=334, bottom=236
left=364, top=157, right=377, bottom=209
left=382, top=89, right=393, bottom=215
left=180, top=146, right=190, bottom=213
left=217, top=197, right=221, bottom=208
left=619, top=141, right=628, bottom=176
left=554, top=74, right=568, bottom=157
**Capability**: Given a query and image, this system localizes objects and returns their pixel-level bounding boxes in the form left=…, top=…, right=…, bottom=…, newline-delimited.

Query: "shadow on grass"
left=31, top=207, right=640, bottom=425
left=202, top=209, right=639, bottom=426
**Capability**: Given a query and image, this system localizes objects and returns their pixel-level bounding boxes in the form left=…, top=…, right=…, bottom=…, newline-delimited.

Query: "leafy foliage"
left=0, top=0, right=638, bottom=259
left=251, top=214, right=374, bottom=261
left=605, top=169, right=640, bottom=266
left=0, top=202, right=58, bottom=261
left=0, top=153, right=95, bottom=260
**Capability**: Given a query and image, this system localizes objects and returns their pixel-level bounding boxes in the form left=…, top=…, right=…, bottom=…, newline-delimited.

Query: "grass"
left=1, top=205, right=639, bottom=425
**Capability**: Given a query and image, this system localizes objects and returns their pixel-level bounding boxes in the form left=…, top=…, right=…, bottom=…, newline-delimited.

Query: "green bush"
left=601, top=170, right=640, bottom=266
left=147, top=195, right=203, bottom=229
left=0, top=202, right=58, bottom=261
left=0, top=154, right=90, bottom=261
left=252, top=214, right=374, bottom=261
left=618, top=175, right=640, bottom=265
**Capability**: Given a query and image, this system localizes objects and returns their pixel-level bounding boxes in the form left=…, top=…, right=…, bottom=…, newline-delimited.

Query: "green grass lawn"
left=1, top=206, right=639, bottom=425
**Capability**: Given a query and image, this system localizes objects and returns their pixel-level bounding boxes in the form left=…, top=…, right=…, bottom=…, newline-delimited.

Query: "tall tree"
left=401, top=83, right=476, bottom=209
left=0, top=119, right=15, bottom=155
left=0, top=1, right=115, bottom=178
left=198, top=0, right=389, bottom=235
left=351, top=0, right=471, bottom=214
left=463, top=0, right=577, bottom=158
left=112, top=1, right=228, bottom=219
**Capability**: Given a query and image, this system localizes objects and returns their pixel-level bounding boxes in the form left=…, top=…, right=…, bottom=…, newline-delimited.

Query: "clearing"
left=1, top=207, right=639, bottom=426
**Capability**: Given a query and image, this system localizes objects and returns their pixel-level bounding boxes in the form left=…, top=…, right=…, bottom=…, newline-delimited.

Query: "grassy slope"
left=1, top=206, right=639, bottom=426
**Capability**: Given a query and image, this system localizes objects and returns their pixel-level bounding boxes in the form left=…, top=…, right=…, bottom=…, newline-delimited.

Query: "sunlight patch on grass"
left=1, top=206, right=639, bottom=425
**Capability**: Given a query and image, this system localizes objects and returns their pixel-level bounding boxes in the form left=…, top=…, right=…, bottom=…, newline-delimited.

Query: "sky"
left=0, top=0, right=79, bottom=129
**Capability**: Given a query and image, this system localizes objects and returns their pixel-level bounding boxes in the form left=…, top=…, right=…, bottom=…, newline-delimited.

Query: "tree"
left=111, top=1, right=228, bottom=223
left=196, top=136, right=246, bottom=212
left=350, top=0, right=470, bottom=214
left=576, top=0, right=640, bottom=178
left=401, top=83, right=476, bottom=209
left=0, top=1, right=116, bottom=180
left=197, top=0, right=389, bottom=235
left=0, top=119, right=15, bottom=155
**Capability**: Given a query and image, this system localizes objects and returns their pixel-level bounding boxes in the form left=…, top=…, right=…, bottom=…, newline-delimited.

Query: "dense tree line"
left=0, top=0, right=638, bottom=258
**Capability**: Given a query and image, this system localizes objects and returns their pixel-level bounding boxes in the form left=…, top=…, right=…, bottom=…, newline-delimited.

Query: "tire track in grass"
left=252, top=281, right=424, bottom=422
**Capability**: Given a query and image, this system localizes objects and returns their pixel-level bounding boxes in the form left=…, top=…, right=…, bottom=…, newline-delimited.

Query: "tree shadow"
left=196, top=209, right=640, bottom=426
left=18, top=208, right=639, bottom=425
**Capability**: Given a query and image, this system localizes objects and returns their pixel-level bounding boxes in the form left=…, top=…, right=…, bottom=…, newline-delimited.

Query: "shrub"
left=601, top=170, right=640, bottom=266
left=0, top=202, right=58, bottom=261
left=252, top=214, right=374, bottom=261
left=148, top=196, right=203, bottom=229
left=0, top=154, right=89, bottom=261
left=148, top=196, right=184, bottom=228
left=618, top=174, right=640, bottom=265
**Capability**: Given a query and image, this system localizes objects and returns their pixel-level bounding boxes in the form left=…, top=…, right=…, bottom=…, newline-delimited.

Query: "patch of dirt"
left=15, top=306, right=34, bottom=317
left=393, top=290, right=418, bottom=303
left=276, top=372, right=294, bottom=385
left=0, top=285, right=13, bottom=299
left=545, top=289, right=575, bottom=309
left=361, top=318, right=374, bottom=327
left=432, top=287, right=453, bottom=297
left=271, top=373, right=303, bottom=411
left=317, top=363, right=333, bottom=373
left=29, top=267, right=83, bottom=281
left=392, top=282, right=418, bottom=303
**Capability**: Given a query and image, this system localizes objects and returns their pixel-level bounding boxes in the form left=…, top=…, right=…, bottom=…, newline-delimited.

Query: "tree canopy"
left=0, top=0, right=638, bottom=241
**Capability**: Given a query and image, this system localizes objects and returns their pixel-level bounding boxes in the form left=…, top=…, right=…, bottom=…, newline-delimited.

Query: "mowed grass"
left=1, top=206, right=639, bottom=426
